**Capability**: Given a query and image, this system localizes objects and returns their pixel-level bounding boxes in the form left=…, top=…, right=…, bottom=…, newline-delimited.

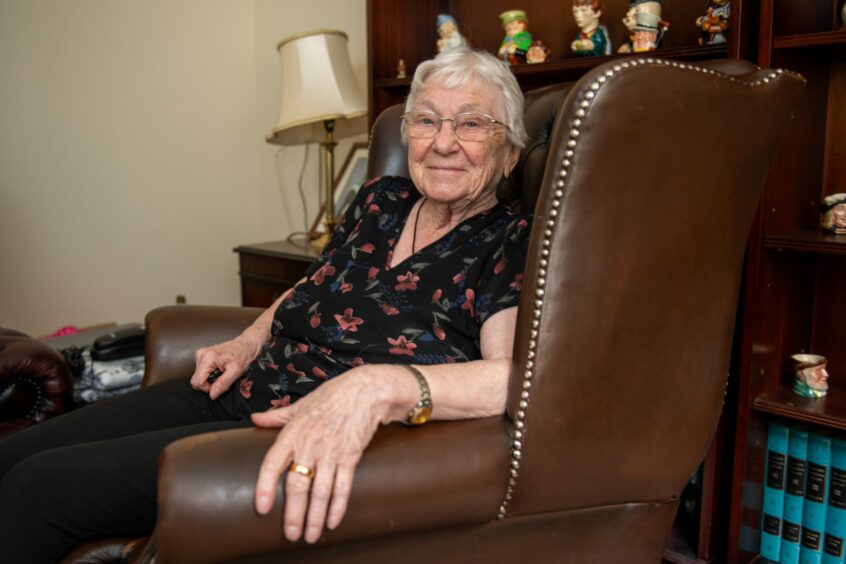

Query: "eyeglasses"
left=403, top=111, right=506, bottom=141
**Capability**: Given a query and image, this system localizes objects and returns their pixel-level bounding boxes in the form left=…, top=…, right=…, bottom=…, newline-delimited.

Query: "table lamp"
left=266, top=30, right=367, bottom=249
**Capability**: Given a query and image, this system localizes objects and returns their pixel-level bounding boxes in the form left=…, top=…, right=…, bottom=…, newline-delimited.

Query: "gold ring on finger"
left=289, top=462, right=315, bottom=480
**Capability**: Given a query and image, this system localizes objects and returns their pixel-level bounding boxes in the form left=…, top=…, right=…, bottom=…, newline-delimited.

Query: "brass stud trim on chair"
left=3, top=376, right=48, bottom=420
left=496, top=57, right=795, bottom=520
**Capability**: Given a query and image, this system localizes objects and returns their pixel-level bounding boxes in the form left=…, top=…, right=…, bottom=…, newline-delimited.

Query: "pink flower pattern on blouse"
left=239, top=378, right=253, bottom=399
left=395, top=271, right=420, bottom=292
left=334, top=308, right=364, bottom=332
left=388, top=336, right=417, bottom=356
left=310, top=264, right=336, bottom=285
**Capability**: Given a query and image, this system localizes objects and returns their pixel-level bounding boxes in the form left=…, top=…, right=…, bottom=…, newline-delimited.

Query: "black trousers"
left=0, top=378, right=255, bottom=563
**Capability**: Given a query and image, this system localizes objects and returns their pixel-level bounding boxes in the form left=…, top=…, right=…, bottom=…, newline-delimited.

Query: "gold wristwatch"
left=403, top=365, right=432, bottom=426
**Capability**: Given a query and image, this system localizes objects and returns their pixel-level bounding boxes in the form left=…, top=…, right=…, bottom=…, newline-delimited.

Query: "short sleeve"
left=473, top=214, right=532, bottom=325
left=305, top=176, right=383, bottom=279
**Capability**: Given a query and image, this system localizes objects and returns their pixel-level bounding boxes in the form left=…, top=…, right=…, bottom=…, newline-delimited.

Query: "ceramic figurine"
left=571, top=0, right=612, bottom=57
left=821, top=193, right=846, bottom=234
left=397, top=59, right=407, bottom=79
left=526, top=39, right=551, bottom=64
left=792, top=354, right=829, bottom=398
left=632, top=11, right=662, bottom=51
left=617, top=0, right=669, bottom=53
left=436, top=14, right=468, bottom=53
left=498, top=10, right=533, bottom=65
left=696, top=0, right=730, bottom=45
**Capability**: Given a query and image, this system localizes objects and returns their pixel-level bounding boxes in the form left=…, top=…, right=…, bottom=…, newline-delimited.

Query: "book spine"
left=823, top=439, right=846, bottom=564
left=800, top=432, right=833, bottom=564
left=761, top=421, right=790, bottom=561
left=781, top=428, right=810, bottom=564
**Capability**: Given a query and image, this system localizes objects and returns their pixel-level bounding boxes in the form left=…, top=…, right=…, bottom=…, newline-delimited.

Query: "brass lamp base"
left=309, top=233, right=330, bottom=253
left=309, top=120, right=338, bottom=253
left=309, top=223, right=335, bottom=253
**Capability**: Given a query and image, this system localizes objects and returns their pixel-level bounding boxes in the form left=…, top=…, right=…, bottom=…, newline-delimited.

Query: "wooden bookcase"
left=366, top=1, right=753, bottom=562
left=727, top=0, right=846, bottom=561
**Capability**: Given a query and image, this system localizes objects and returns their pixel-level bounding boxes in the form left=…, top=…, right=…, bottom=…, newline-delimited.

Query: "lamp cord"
left=280, top=144, right=315, bottom=246
left=297, top=144, right=310, bottom=233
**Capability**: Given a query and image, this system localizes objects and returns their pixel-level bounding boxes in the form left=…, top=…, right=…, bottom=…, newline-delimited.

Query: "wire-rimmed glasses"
left=403, top=111, right=506, bottom=141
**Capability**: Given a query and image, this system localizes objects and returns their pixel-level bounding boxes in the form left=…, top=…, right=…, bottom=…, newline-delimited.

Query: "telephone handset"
left=91, top=324, right=146, bottom=361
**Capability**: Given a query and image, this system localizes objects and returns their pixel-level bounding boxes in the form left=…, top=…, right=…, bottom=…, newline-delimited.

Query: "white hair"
left=402, top=48, right=528, bottom=148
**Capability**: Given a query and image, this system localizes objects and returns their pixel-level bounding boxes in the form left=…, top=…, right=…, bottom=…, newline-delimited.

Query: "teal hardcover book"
left=761, top=421, right=790, bottom=561
left=800, top=432, right=832, bottom=563
left=823, top=439, right=846, bottom=564
left=781, top=427, right=810, bottom=564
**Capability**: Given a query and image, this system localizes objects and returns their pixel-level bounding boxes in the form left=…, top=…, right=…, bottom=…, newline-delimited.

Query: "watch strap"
left=402, top=364, right=432, bottom=426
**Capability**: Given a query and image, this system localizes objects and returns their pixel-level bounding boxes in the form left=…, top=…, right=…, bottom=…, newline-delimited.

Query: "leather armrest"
left=0, top=329, right=73, bottom=434
left=154, top=417, right=510, bottom=563
left=143, top=305, right=263, bottom=387
left=59, top=537, right=142, bottom=564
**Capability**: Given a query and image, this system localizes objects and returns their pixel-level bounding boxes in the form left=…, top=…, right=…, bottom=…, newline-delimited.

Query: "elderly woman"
left=0, top=47, right=531, bottom=561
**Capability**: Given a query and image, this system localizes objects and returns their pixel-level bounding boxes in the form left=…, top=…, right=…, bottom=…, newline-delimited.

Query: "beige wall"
left=0, top=0, right=367, bottom=336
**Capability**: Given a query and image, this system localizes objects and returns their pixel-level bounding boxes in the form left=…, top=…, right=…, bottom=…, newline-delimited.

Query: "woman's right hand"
left=190, top=334, right=262, bottom=400
left=189, top=282, right=300, bottom=399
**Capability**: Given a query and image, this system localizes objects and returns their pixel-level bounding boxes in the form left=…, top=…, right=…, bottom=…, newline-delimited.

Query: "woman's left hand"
left=251, top=366, right=409, bottom=544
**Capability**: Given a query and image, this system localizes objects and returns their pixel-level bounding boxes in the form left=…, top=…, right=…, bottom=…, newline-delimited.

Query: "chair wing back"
left=502, top=59, right=804, bottom=518
left=366, top=104, right=409, bottom=180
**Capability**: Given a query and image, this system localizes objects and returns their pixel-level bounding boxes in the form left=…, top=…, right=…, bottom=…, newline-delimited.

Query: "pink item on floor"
left=41, top=326, right=81, bottom=340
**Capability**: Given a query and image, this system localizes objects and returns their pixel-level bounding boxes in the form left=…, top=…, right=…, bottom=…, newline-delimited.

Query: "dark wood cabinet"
left=366, top=2, right=755, bottom=562
left=727, top=1, right=846, bottom=561
left=233, top=241, right=318, bottom=308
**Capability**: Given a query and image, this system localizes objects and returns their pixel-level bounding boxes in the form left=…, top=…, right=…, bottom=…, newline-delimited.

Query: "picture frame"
left=310, top=142, right=370, bottom=237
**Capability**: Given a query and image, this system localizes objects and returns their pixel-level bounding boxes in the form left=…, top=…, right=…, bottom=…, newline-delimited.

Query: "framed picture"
left=311, top=142, right=369, bottom=237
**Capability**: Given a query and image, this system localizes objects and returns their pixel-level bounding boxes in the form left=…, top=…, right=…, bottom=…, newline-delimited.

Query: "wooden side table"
left=233, top=240, right=319, bottom=308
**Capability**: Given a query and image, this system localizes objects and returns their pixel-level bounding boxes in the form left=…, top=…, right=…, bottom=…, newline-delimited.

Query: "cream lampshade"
left=266, top=30, right=367, bottom=248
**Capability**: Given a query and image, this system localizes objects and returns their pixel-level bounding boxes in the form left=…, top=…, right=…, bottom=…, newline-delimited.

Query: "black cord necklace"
left=412, top=198, right=425, bottom=254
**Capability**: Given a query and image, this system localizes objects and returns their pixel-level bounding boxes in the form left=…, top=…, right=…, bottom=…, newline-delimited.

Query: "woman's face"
left=407, top=78, right=519, bottom=208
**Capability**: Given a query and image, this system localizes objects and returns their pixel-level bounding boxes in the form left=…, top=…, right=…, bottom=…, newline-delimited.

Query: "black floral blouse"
left=238, top=176, right=533, bottom=411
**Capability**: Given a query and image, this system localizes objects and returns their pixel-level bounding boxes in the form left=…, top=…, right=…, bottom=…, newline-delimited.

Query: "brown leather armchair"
left=71, top=58, right=803, bottom=563
left=0, top=328, right=73, bottom=440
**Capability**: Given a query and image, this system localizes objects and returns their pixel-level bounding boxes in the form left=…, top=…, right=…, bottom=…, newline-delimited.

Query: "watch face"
left=408, top=405, right=433, bottom=425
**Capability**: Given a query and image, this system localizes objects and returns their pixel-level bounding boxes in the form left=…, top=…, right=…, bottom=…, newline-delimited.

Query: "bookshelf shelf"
left=774, top=30, right=846, bottom=47
left=773, top=30, right=846, bottom=56
left=753, top=378, right=846, bottom=431
left=371, top=45, right=730, bottom=99
left=510, top=45, right=729, bottom=86
left=372, top=76, right=411, bottom=89
left=763, top=230, right=846, bottom=255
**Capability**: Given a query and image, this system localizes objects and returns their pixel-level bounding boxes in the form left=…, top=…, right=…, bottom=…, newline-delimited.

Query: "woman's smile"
left=427, top=165, right=466, bottom=174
